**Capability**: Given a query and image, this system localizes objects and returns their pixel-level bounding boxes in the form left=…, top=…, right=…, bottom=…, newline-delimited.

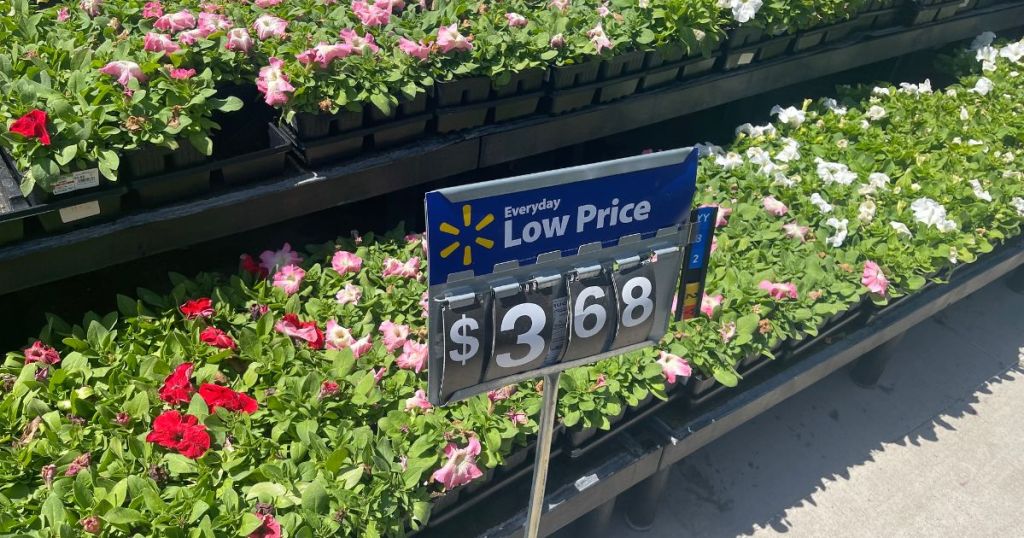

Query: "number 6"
left=573, top=286, right=607, bottom=339
left=621, top=277, right=654, bottom=328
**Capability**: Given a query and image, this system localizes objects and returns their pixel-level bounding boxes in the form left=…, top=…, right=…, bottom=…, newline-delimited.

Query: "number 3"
left=573, top=286, right=607, bottom=339
left=496, top=303, right=547, bottom=368
left=621, top=277, right=654, bottom=328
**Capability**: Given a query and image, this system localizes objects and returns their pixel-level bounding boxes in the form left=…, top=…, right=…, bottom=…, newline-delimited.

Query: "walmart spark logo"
left=439, top=204, right=495, bottom=266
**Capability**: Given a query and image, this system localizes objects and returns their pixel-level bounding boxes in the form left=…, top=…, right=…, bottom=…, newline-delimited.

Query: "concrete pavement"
left=605, top=273, right=1024, bottom=538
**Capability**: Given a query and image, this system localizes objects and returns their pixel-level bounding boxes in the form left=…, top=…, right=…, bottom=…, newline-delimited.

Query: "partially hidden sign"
left=425, top=149, right=702, bottom=405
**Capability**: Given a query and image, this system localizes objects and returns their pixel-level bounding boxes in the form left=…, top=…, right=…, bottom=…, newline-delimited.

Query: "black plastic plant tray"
left=424, top=427, right=665, bottom=537
left=566, top=387, right=686, bottom=459
left=127, top=123, right=290, bottom=206
left=545, top=70, right=647, bottom=114
left=850, top=6, right=905, bottom=33
left=721, top=34, right=795, bottom=70
left=289, top=113, right=434, bottom=167
left=907, top=0, right=969, bottom=24
left=651, top=238, right=1024, bottom=471
left=0, top=153, right=31, bottom=246
left=426, top=425, right=566, bottom=528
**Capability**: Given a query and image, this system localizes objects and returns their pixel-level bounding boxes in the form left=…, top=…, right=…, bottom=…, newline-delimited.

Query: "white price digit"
left=621, top=276, right=654, bottom=328
left=496, top=303, right=547, bottom=368
left=573, top=286, right=607, bottom=339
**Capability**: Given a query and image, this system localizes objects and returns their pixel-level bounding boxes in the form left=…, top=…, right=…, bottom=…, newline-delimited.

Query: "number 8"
left=621, top=277, right=654, bottom=328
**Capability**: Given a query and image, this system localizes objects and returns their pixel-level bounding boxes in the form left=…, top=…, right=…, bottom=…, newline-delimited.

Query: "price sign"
left=426, top=148, right=708, bottom=405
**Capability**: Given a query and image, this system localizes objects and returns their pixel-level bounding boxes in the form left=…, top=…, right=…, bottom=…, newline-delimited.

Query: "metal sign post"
left=423, top=148, right=713, bottom=537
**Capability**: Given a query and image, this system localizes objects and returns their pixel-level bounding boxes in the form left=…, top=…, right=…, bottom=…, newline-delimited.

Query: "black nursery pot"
left=568, top=426, right=598, bottom=447
left=501, top=444, right=531, bottom=470
left=549, top=60, right=602, bottom=90
left=436, top=76, right=492, bottom=106
left=492, top=68, right=546, bottom=98
left=0, top=161, right=28, bottom=246
left=598, top=50, right=646, bottom=79
left=36, top=188, right=124, bottom=233
left=368, top=93, right=429, bottom=123
left=431, top=489, right=461, bottom=514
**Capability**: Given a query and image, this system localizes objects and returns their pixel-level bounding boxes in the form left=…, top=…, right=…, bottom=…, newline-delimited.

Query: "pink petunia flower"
left=259, top=243, right=303, bottom=273
left=505, top=12, right=527, bottom=28
left=274, top=314, right=324, bottom=349
left=57, top=7, right=70, bottom=21
left=79, top=0, right=102, bottom=17
left=350, top=336, right=373, bottom=358
left=24, top=341, right=61, bottom=365
left=700, top=293, right=723, bottom=317
left=783, top=222, right=810, bottom=242
left=253, top=15, right=288, bottom=40
left=710, top=235, right=718, bottom=254
left=379, top=320, right=410, bottom=352
left=395, top=340, right=427, bottom=373
left=550, top=0, right=569, bottom=12
left=861, top=261, right=889, bottom=295
left=225, top=28, right=253, bottom=54
left=700, top=203, right=731, bottom=228
left=325, top=320, right=356, bottom=350
left=320, top=380, right=340, bottom=398
left=257, top=57, right=295, bottom=106
left=144, top=33, right=180, bottom=55
left=419, top=291, right=429, bottom=317
left=405, top=389, right=432, bottom=411
left=339, top=28, right=379, bottom=54
left=657, top=351, right=692, bottom=384
left=550, top=33, right=566, bottom=48
left=588, top=23, right=612, bottom=53
left=381, top=257, right=420, bottom=279
left=99, top=61, right=147, bottom=88
left=352, top=0, right=390, bottom=26
left=254, top=0, right=284, bottom=6
left=142, top=1, right=163, bottom=19
left=436, top=24, right=472, bottom=53
left=719, top=321, right=736, bottom=343
left=331, top=251, right=363, bottom=275
left=272, top=264, right=305, bottom=295
left=759, top=280, right=799, bottom=300
left=762, top=196, right=789, bottom=217
left=296, top=42, right=352, bottom=68
left=168, top=67, right=196, bottom=80
left=177, top=29, right=204, bottom=45
left=197, top=12, right=233, bottom=36
left=372, top=366, right=387, bottom=383
left=488, top=385, right=515, bottom=402
left=398, top=37, right=431, bottom=61
left=336, top=284, right=362, bottom=305
left=431, top=437, right=483, bottom=490
left=154, top=10, right=195, bottom=33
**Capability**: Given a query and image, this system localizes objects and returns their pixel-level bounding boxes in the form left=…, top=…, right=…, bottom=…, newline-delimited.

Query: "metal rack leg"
left=849, top=332, right=906, bottom=388
left=622, top=467, right=672, bottom=531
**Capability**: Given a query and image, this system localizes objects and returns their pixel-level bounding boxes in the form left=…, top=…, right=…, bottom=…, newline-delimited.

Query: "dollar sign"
left=449, top=314, right=479, bottom=365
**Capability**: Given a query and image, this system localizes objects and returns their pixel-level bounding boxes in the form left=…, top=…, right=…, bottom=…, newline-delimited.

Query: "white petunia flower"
left=898, top=79, right=932, bottom=96
left=911, top=198, right=958, bottom=232
left=822, top=98, right=848, bottom=115
left=695, top=142, right=725, bottom=157
left=815, top=158, right=857, bottom=186
left=825, top=218, right=849, bottom=247
left=949, top=246, right=959, bottom=265
left=865, top=105, right=887, bottom=121
left=715, top=152, right=744, bottom=170
left=976, top=46, right=998, bottom=71
left=960, top=106, right=969, bottom=121
left=1011, top=197, right=1024, bottom=216
left=725, top=0, right=763, bottom=24
left=773, top=172, right=798, bottom=188
left=1000, top=41, right=1024, bottom=63
left=858, top=200, right=876, bottom=223
left=872, top=87, right=891, bottom=97
left=746, top=147, right=776, bottom=176
left=771, top=105, right=806, bottom=127
left=971, top=77, right=994, bottom=96
left=969, top=32, right=996, bottom=51
left=774, top=138, right=801, bottom=162
left=969, top=179, right=993, bottom=202
left=736, top=123, right=776, bottom=138
left=890, top=221, right=912, bottom=238
left=810, top=192, right=833, bottom=214
left=858, top=172, right=891, bottom=196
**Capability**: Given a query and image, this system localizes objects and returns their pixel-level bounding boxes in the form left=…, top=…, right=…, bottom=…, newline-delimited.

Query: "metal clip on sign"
left=424, top=148, right=706, bottom=537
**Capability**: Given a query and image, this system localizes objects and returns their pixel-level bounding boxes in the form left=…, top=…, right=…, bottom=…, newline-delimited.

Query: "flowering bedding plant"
left=2, top=31, right=1023, bottom=537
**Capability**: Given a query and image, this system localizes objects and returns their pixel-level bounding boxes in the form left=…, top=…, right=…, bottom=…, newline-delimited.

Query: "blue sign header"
left=425, top=150, right=699, bottom=286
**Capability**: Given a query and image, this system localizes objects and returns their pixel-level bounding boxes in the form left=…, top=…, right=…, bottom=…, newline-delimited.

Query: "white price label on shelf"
left=59, top=201, right=101, bottom=223
left=51, top=168, right=100, bottom=196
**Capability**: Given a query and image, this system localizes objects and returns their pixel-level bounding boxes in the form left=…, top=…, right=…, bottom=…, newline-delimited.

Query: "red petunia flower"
left=180, top=298, right=214, bottom=319
left=145, top=410, right=210, bottom=459
left=158, top=362, right=195, bottom=405
left=199, top=327, right=237, bottom=350
left=9, top=109, right=51, bottom=146
left=199, top=383, right=258, bottom=414
left=274, top=313, right=324, bottom=350
left=249, top=514, right=281, bottom=538
left=239, top=254, right=269, bottom=278
left=24, top=341, right=61, bottom=365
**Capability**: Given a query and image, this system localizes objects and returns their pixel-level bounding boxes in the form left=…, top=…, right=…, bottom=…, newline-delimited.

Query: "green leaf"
left=210, top=96, right=243, bottom=112
left=41, top=492, right=66, bottom=527
left=103, top=507, right=146, bottom=525
left=246, top=482, right=287, bottom=501
left=56, top=144, right=77, bottom=166
left=188, top=134, right=213, bottom=156
left=238, top=513, right=264, bottom=536
left=301, top=481, right=330, bottom=514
